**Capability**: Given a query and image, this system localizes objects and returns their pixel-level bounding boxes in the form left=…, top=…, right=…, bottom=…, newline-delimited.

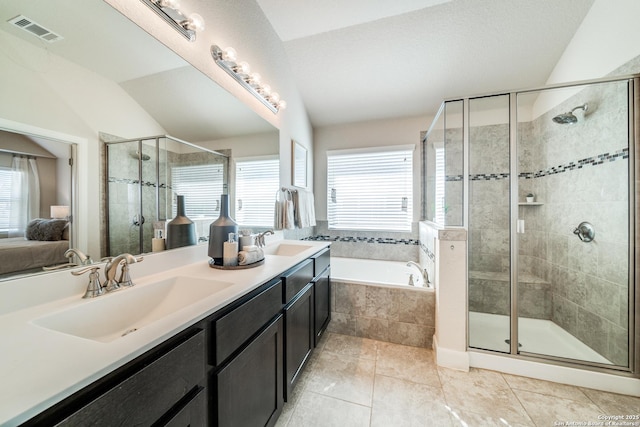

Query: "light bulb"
left=261, top=84, right=271, bottom=96
left=249, top=73, right=262, bottom=86
left=234, top=61, right=250, bottom=75
left=270, top=92, right=280, bottom=103
left=158, top=0, right=180, bottom=9
left=222, top=47, right=237, bottom=62
left=184, top=13, right=205, bottom=32
left=277, top=100, right=287, bottom=110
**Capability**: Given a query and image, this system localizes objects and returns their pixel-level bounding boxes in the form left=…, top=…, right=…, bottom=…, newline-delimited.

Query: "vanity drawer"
left=282, top=259, right=314, bottom=304
left=212, top=280, right=283, bottom=366
left=312, top=248, right=330, bottom=278
left=56, top=329, right=205, bottom=426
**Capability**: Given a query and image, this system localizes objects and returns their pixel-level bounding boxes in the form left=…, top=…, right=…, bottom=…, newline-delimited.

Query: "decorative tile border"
left=108, top=177, right=170, bottom=189
left=444, top=148, right=628, bottom=182
left=303, top=235, right=419, bottom=245
left=520, top=148, right=628, bottom=179
left=420, top=242, right=435, bottom=261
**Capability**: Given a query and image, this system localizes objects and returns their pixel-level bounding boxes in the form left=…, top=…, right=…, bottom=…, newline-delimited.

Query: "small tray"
left=208, top=259, right=265, bottom=270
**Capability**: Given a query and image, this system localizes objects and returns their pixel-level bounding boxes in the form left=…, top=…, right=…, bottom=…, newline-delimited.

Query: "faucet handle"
left=115, top=255, right=143, bottom=288
left=72, top=266, right=104, bottom=298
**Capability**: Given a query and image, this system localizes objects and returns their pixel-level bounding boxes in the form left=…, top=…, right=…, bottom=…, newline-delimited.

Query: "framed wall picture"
left=292, top=140, right=307, bottom=188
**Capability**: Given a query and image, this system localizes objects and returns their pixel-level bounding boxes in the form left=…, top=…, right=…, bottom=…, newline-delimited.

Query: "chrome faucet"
left=70, top=253, right=143, bottom=298
left=104, top=253, right=142, bottom=292
left=72, top=266, right=104, bottom=298
left=64, top=248, right=93, bottom=266
left=255, top=230, right=274, bottom=248
left=406, top=261, right=431, bottom=286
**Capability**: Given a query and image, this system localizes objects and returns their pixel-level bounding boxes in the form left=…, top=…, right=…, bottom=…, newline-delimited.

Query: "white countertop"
left=0, top=239, right=329, bottom=426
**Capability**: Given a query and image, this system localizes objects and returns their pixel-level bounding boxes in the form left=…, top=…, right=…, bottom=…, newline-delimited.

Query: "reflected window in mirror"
left=235, top=156, right=279, bottom=228
left=172, top=163, right=225, bottom=218
left=0, top=167, right=16, bottom=235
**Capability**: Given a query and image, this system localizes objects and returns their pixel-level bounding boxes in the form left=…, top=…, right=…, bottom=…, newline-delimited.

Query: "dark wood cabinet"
left=159, top=385, right=207, bottom=426
left=213, top=315, right=284, bottom=427
left=212, top=279, right=283, bottom=366
left=23, top=247, right=330, bottom=427
left=25, top=328, right=207, bottom=427
left=284, top=283, right=314, bottom=401
left=313, top=266, right=331, bottom=345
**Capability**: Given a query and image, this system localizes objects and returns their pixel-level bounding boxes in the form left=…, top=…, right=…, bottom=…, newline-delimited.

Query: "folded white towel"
left=274, top=190, right=294, bottom=230
left=238, top=248, right=265, bottom=265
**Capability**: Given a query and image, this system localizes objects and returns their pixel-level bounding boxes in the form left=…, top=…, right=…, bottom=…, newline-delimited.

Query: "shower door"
left=466, top=76, right=635, bottom=370
left=467, top=94, right=512, bottom=353
left=515, top=80, right=632, bottom=367
left=105, top=138, right=167, bottom=256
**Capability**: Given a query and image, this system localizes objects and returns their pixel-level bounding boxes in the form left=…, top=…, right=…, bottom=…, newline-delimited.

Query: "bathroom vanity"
left=0, top=240, right=330, bottom=426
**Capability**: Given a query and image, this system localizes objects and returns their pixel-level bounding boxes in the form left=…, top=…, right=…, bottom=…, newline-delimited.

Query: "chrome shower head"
left=130, top=151, right=151, bottom=161
left=552, top=103, right=588, bottom=124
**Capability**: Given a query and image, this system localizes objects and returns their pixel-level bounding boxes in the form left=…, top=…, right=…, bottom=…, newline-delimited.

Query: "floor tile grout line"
left=503, top=374, right=542, bottom=427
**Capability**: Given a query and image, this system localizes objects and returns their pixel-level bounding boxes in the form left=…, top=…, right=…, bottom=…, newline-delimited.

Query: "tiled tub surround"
left=467, top=78, right=631, bottom=366
left=310, top=220, right=419, bottom=261
left=328, top=257, right=435, bottom=348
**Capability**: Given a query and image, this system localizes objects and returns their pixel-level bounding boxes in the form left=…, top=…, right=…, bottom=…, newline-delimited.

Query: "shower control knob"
left=573, top=221, right=595, bottom=242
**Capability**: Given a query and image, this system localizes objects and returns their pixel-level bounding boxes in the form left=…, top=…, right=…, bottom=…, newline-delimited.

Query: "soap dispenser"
left=223, top=232, right=239, bottom=267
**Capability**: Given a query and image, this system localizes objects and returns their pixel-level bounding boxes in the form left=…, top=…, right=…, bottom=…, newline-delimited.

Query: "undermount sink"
left=32, top=276, right=233, bottom=343
left=262, top=243, right=312, bottom=256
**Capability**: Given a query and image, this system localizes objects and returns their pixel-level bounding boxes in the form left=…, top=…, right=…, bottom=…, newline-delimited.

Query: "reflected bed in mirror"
left=0, top=0, right=279, bottom=279
left=0, top=130, right=75, bottom=280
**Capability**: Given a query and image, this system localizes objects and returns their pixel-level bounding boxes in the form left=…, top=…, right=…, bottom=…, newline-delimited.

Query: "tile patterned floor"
left=275, top=333, right=640, bottom=427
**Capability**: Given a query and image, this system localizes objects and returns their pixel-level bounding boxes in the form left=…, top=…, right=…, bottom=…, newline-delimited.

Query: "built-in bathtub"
left=331, top=256, right=429, bottom=288
left=328, top=256, right=435, bottom=348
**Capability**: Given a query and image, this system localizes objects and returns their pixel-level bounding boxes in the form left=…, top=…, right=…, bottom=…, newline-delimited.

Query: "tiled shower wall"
left=518, top=79, right=630, bottom=366
left=466, top=76, right=632, bottom=365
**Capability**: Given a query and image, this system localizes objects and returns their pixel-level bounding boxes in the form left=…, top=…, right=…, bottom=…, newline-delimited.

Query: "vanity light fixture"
left=211, top=45, right=287, bottom=114
left=140, top=0, right=205, bottom=42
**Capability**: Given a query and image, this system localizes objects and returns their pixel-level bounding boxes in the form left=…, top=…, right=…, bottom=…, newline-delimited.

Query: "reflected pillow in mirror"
left=25, top=218, right=68, bottom=241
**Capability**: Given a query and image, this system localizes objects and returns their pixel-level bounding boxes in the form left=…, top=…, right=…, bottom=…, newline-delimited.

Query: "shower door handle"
left=132, top=214, right=145, bottom=227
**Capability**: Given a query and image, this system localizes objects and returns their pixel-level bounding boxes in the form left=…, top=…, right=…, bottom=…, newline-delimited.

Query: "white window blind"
left=171, top=164, right=224, bottom=218
left=235, top=157, right=279, bottom=227
left=0, top=168, right=13, bottom=231
left=327, top=146, right=413, bottom=232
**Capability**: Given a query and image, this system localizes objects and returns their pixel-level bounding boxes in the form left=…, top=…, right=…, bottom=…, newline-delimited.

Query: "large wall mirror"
left=0, top=0, right=279, bottom=280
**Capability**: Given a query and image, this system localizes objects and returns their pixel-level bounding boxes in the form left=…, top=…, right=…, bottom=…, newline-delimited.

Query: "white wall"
left=0, top=29, right=166, bottom=257
left=313, top=115, right=431, bottom=223
left=104, top=0, right=313, bottom=191
left=533, top=0, right=640, bottom=117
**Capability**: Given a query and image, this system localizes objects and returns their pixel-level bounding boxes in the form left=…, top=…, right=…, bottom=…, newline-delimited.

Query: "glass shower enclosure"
left=103, top=135, right=228, bottom=257
left=423, top=74, right=638, bottom=373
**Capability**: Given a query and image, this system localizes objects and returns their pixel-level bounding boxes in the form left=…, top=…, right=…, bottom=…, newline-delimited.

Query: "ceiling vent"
left=7, top=15, right=63, bottom=43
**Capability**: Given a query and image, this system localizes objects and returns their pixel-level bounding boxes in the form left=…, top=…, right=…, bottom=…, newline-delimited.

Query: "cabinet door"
left=214, top=315, right=284, bottom=427
left=314, top=267, right=331, bottom=345
left=54, top=329, right=205, bottom=427
left=284, top=283, right=314, bottom=401
left=159, top=386, right=207, bottom=427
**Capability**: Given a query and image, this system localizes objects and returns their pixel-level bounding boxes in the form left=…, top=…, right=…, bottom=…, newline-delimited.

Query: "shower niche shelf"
left=518, top=202, right=543, bottom=206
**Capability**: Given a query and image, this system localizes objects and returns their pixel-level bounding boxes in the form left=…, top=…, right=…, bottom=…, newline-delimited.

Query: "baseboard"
left=433, top=335, right=469, bottom=372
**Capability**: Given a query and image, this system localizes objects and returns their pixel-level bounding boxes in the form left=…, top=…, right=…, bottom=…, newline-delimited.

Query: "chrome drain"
left=505, top=339, right=522, bottom=348
left=122, top=328, right=138, bottom=337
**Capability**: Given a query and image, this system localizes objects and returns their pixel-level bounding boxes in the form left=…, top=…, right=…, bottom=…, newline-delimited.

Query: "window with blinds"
left=171, top=164, right=224, bottom=218
left=235, top=157, right=279, bottom=227
left=327, top=146, right=413, bottom=232
left=0, top=168, right=12, bottom=231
